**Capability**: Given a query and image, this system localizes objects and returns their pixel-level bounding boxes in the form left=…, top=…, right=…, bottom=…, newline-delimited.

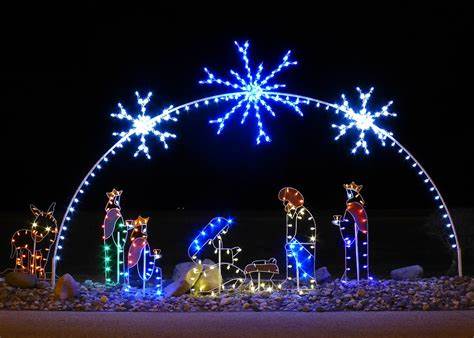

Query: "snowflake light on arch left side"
left=199, top=41, right=303, bottom=144
left=111, top=91, right=177, bottom=159
left=331, top=87, right=397, bottom=155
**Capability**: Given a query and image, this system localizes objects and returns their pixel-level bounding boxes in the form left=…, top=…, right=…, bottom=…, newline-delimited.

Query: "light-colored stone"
left=36, top=280, right=51, bottom=289
left=193, top=264, right=222, bottom=293
left=390, top=265, right=423, bottom=280
left=466, top=291, right=474, bottom=303
left=54, top=273, right=80, bottom=300
left=172, top=262, right=196, bottom=281
left=5, top=272, right=37, bottom=288
left=165, top=264, right=202, bottom=297
left=202, top=259, right=216, bottom=266
left=314, top=267, right=331, bottom=284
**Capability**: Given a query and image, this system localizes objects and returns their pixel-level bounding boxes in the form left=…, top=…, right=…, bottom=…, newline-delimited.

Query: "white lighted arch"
left=51, top=41, right=461, bottom=285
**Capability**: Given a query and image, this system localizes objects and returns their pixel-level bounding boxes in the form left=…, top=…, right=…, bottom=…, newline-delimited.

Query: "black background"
left=1, top=3, right=472, bottom=277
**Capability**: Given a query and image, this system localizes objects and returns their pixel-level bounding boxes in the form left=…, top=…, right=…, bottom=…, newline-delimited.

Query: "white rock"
left=390, top=265, right=423, bottom=280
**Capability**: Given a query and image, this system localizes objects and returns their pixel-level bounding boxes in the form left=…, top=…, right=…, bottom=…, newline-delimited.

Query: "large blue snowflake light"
left=331, top=87, right=397, bottom=155
left=111, top=91, right=177, bottom=159
left=199, top=41, right=303, bottom=144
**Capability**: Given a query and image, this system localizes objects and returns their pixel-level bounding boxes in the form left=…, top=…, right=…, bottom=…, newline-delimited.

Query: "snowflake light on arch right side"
left=331, top=87, right=397, bottom=155
left=199, top=41, right=303, bottom=144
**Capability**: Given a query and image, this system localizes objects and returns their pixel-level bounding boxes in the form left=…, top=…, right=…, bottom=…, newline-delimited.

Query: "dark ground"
left=1, top=311, right=473, bottom=338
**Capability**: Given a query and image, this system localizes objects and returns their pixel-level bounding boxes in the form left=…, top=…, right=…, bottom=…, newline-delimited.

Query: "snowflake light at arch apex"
left=110, top=91, right=177, bottom=159
left=199, top=41, right=303, bottom=144
left=331, top=87, right=397, bottom=155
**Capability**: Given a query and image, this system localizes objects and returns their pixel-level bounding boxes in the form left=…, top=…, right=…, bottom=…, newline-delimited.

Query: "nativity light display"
left=49, top=40, right=463, bottom=289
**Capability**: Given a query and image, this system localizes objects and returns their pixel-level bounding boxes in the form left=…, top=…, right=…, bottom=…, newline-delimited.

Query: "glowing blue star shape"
left=199, top=41, right=303, bottom=144
left=331, top=87, right=397, bottom=155
left=111, top=91, right=177, bottom=159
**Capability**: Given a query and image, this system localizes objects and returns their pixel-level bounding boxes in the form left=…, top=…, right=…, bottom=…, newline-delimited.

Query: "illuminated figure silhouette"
left=11, top=203, right=58, bottom=279
left=278, top=187, right=317, bottom=291
left=125, top=216, right=163, bottom=294
left=332, top=182, right=370, bottom=281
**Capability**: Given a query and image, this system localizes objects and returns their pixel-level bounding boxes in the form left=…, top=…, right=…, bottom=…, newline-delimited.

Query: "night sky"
left=1, top=4, right=472, bottom=275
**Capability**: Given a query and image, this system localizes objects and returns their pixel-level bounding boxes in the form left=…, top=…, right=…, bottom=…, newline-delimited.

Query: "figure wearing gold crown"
left=332, top=182, right=370, bottom=281
left=101, top=189, right=130, bottom=285
left=124, top=216, right=163, bottom=294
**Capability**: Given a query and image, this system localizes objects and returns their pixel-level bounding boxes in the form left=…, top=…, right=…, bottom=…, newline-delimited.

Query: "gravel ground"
left=1, top=276, right=473, bottom=312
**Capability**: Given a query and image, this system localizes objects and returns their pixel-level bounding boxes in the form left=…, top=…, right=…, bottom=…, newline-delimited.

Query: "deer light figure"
left=11, top=203, right=58, bottom=279
left=332, top=182, right=370, bottom=281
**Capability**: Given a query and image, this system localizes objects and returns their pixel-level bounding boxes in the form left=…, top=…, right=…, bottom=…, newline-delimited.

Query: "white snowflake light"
left=111, top=91, right=177, bottom=159
left=331, top=87, right=397, bottom=155
left=200, top=41, right=303, bottom=144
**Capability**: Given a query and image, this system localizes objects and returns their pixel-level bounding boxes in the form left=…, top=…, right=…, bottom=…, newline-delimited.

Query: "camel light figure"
left=332, top=182, right=370, bottom=281
left=278, top=187, right=317, bottom=291
left=11, top=203, right=58, bottom=279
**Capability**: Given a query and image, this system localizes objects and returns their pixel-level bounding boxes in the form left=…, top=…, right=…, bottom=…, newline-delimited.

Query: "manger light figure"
left=125, top=216, right=163, bottom=294
left=278, top=187, right=317, bottom=291
left=332, top=182, right=370, bottom=282
left=101, top=189, right=129, bottom=285
left=11, top=203, right=58, bottom=279
left=187, top=217, right=245, bottom=294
